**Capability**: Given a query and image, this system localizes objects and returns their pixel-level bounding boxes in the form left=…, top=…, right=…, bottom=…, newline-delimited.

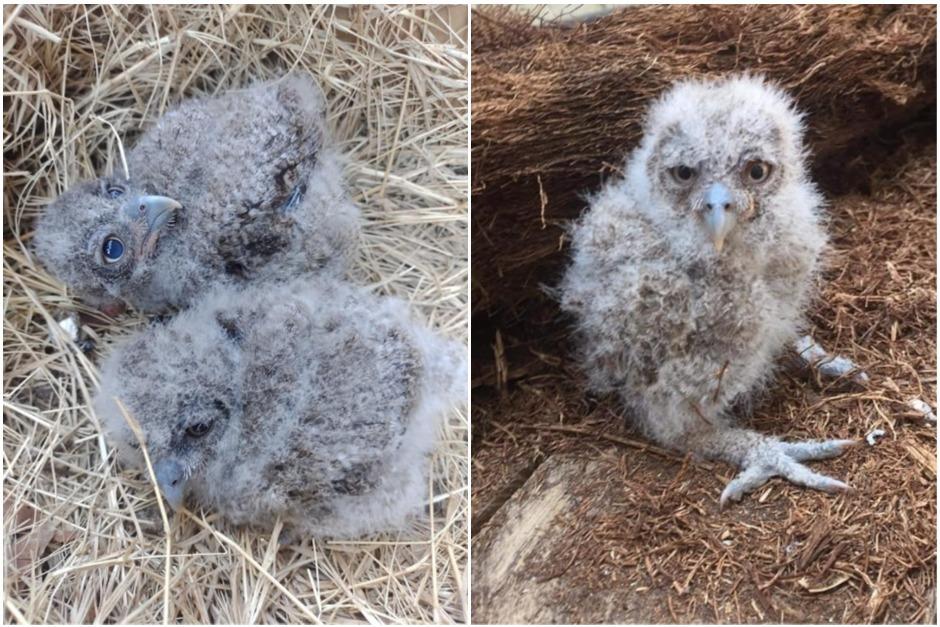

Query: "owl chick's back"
left=129, top=73, right=359, bottom=279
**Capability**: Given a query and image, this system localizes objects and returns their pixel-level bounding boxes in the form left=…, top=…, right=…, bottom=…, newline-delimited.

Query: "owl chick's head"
left=95, top=308, right=243, bottom=509
left=33, top=175, right=182, bottom=313
left=635, top=74, right=810, bottom=254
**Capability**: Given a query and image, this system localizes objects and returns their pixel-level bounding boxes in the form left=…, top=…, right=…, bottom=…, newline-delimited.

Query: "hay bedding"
left=471, top=4, right=936, bottom=624
left=3, top=4, right=467, bottom=624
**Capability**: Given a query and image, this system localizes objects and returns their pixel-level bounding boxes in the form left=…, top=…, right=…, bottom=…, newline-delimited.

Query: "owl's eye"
left=670, top=165, right=696, bottom=184
left=101, top=237, right=125, bottom=263
left=185, top=421, right=212, bottom=438
left=745, top=161, right=772, bottom=183
left=107, top=186, right=125, bottom=199
left=212, top=399, right=230, bottom=417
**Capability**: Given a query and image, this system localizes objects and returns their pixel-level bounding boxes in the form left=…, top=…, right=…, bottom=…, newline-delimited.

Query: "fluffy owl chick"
left=559, top=75, right=858, bottom=507
left=34, top=74, right=360, bottom=314
left=94, top=279, right=467, bottom=538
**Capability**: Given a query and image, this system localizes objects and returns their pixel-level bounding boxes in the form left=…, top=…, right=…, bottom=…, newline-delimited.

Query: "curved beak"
left=125, top=195, right=182, bottom=258
left=702, top=183, right=737, bottom=253
left=124, top=195, right=182, bottom=233
left=153, top=458, right=186, bottom=510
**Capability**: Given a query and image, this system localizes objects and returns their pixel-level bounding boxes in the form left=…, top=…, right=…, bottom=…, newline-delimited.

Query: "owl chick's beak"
left=701, top=182, right=738, bottom=254
left=153, top=457, right=186, bottom=510
left=124, top=195, right=182, bottom=232
left=125, top=195, right=182, bottom=258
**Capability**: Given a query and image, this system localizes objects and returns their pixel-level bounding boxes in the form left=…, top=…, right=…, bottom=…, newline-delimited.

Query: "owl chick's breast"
left=563, top=193, right=810, bottom=404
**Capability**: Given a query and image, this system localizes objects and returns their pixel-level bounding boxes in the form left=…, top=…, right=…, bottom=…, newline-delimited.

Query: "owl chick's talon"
left=720, top=438, right=853, bottom=508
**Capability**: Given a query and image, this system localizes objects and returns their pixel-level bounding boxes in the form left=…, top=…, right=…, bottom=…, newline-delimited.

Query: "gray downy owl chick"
left=559, top=75, right=858, bottom=507
left=33, top=74, right=360, bottom=314
left=94, top=278, right=467, bottom=538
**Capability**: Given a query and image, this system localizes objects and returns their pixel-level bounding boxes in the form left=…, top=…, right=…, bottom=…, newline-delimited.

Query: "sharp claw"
left=719, top=485, right=739, bottom=511
left=810, top=475, right=852, bottom=493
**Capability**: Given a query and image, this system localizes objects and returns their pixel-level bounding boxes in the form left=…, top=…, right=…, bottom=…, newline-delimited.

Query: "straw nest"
left=470, top=4, right=936, bottom=342
left=471, top=5, right=935, bottom=624
left=4, top=5, right=467, bottom=624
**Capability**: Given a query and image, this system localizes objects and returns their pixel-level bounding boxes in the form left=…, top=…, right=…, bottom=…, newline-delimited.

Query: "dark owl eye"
left=745, top=161, right=772, bottom=183
left=107, top=186, right=125, bottom=199
left=670, top=165, right=696, bottom=184
left=185, top=421, right=212, bottom=438
left=212, top=399, right=230, bottom=417
left=102, top=237, right=125, bottom=263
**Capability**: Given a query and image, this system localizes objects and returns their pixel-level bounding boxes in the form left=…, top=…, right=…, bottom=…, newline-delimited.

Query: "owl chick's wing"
left=128, top=74, right=321, bottom=210
left=232, top=289, right=421, bottom=503
left=268, top=283, right=464, bottom=537
left=560, top=191, right=694, bottom=393
left=125, top=75, right=330, bottom=269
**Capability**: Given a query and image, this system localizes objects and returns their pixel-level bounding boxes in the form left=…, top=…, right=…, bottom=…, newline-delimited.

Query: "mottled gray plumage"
left=559, top=75, right=856, bottom=507
left=34, top=74, right=360, bottom=314
left=94, top=279, right=466, bottom=538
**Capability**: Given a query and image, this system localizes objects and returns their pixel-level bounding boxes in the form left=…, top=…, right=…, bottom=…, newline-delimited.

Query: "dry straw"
left=3, top=4, right=468, bottom=624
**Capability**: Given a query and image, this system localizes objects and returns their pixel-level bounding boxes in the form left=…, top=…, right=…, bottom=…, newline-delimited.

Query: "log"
left=471, top=451, right=695, bottom=624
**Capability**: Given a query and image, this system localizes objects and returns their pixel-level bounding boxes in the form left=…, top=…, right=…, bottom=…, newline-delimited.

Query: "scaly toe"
left=778, top=456, right=851, bottom=493
left=719, top=465, right=775, bottom=509
left=783, top=438, right=859, bottom=462
left=720, top=439, right=854, bottom=508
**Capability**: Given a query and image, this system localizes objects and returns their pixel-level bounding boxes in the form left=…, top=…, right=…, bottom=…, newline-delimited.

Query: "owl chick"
left=559, top=75, right=858, bottom=507
left=33, top=74, right=360, bottom=314
left=94, top=279, right=467, bottom=538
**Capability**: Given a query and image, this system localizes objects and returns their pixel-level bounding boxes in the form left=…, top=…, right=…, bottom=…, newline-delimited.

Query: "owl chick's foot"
left=720, top=437, right=858, bottom=509
left=793, top=335, right=869, bottom=387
